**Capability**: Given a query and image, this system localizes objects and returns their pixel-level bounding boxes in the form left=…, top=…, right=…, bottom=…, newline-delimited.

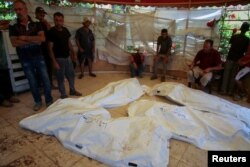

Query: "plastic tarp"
left=23, top=0, right=222, bottom=70
left=78, top=78, right=145, bottom=108
left=128, top=100, right=250, bottom=150
left=20, top=100, right=172, bottom=167
left=150, top=82, right=250, bottom=126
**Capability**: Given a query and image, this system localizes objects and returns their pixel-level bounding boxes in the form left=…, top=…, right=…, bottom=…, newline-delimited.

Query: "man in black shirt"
left=35, top=6, right=57, bottom=89
left=9, top=0, right=53, bottom=111
left=220, top=22, right=250, bottom=95
left=48, top=12, right=81, bottom=99
left=150, top=29, right=172, bottom=82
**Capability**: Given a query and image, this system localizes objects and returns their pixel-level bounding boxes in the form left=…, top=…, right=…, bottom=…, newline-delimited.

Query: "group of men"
left=7, top=0, right=96, bottom=111
left=3, top=0, right=250, bottom=110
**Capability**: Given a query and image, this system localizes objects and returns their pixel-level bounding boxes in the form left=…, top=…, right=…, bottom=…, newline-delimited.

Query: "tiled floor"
left=0, top=73, right=249, bottom=167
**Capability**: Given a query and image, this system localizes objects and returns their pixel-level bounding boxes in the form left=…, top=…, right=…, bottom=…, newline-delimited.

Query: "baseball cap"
left=35, top=7, right=47, bottom=14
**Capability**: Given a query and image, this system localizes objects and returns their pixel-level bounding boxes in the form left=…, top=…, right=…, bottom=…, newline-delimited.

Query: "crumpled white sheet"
left=128, top=100, right=250, bottom=150
left=150, top=82, right=250, bottom=126
left=20, top=98, right=172, bottom=167
left=79, top=78, right=145, bottom=108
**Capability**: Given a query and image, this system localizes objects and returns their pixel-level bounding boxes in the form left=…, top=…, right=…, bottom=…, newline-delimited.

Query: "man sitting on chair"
left=187, top=39, right=222, bottom=90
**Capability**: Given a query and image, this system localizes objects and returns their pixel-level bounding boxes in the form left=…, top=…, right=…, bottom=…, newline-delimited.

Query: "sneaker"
left=46, top=101, right=53, bottom=107
left=60, top=94, right=68, bottom=99
left=150, top=75, right=158, bottom=80
left=9, top=96, right=20, bottom=103
left=33, top=103, right=42, bottom=111
left=1, top=100, right=13, bottom=107
left=89, top=73, right=96, bottom=77
left=161, top=76, right=166, bottom=82
left=70, top=90, right=82, bottom=96
left=78, top=74, right=84, bottom=79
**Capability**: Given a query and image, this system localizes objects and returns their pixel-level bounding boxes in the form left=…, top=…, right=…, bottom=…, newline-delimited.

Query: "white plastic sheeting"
left=128, top=100, right=250, bottom=150
left=79, top=78, right=145, bottom=108
left=20, top=100, right=172, bottom=167
left=150, top=82, right=250, bottom=126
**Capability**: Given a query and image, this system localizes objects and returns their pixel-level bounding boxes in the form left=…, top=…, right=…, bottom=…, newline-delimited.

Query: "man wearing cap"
left=220, top=22, right=250, bottom=96
left=129, top=47, right=145, bottom=78
left=9, top=0, right=53, bottom=111
left=48, top=12, right=82, bottom=99
left=75, top=17, right=96, bottom=79
left=35, top=6, right=57, bottom=89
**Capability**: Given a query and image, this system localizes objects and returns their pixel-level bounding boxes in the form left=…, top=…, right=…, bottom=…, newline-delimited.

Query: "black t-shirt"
left=48, top=26, right=71, bottom=58
left=227, top=33, right=249, bottom=62
left=157, top=35, right=172, bottom=55
left=9, top=16, right=43, bottom=60
left=75, top=27, right=95, bottom=53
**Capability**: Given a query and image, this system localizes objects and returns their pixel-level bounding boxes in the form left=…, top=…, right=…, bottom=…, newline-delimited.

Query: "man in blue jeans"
left=48, top=12, right=82, bottom=99
left=9, top=0, right=53, bottom=111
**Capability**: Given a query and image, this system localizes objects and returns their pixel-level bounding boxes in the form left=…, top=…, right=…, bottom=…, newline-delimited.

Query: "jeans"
left=220, top=60, right=239, bottom=94
left=21, top=57, right=52, bottom=105
left=55, top=58, right=76, bottom=96
left=130, top=64, right=144, bottom=77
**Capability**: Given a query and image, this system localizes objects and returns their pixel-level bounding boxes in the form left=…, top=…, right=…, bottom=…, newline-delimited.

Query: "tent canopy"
left=69, top=0, right=249, bottom=8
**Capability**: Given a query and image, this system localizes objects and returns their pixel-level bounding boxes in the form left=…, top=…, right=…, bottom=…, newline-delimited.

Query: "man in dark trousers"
left=220, top=22, right=250, bottom=96
left=9, top=0, right=53, bottom=111
left=75, top=17, right=96, bottom=79
left=35, top=6, right=57, bottom=89
left=48, top=12, right=82, bottom=99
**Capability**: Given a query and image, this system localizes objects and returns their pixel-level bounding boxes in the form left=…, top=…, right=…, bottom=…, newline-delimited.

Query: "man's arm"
left=10, top=30, right=45, bottom=47
left=48, top=41, right=60, bottom=70
left=69, top=40, right=76, bottom=62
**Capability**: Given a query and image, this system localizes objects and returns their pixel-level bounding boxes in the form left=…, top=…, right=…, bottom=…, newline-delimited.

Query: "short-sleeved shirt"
left=132, top=53, right=143, bottom=65
left=75, top=27, right=95, bottom=54
left=157, top=35, right=172, bottom=55
left=9, top=16, right=43, bottom=60
left=48, top=26, right=71, bottom=58
left=227, top=33, right=249, bottom=62
left=194, top=48, right=222, bottom=70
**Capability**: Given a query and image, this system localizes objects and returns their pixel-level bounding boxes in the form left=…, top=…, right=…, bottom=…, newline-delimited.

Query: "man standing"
left=129, top=47, right=144, bottom=78
left=150, top=29, right=172, bottom=82
left=9, top=0, right=53, bottom=111
left=187, top=39, right=222, bottom=90
left=220, top=22, right=250, bottom=96
left=35, top=6, right=57, bottom=89
left=75, top=17, right=96, bottom=79
left=48, top=12, right=82, bottom=99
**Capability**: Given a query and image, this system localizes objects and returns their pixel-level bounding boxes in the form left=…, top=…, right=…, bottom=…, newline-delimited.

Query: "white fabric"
left=150, top=82, right=250, bottom=126
left=235, top=66, right=250, bottom=80
left=128, top=100, right=250, bottom=150
left=20, top=98, right=172, bottom=167
left=79, top=78, right=144, bottom=108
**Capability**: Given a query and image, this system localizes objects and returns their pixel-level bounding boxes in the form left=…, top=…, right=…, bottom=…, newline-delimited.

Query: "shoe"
left=89, top=73, right=96, bottom=77
left=161, top=76, right=166, bottom=82
left=60, top=94, right=68, bottom=99
left=233, top=94, right=242, bottom=101
left=150, top=75, right=158, bottom=80
left=70, top=90, right=82, bottom=96
left=78, top=74, right=84, bottom=79
left=46, top=101, right=53, bottom=107
left=9, top=96, right=20, bottom=103
left=1, top=100, right=13, bottom=107
left=33, top=103, right=42, bottom=111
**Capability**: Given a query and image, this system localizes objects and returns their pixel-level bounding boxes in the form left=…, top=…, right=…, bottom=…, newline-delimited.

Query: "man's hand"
left=163, top=56, right=168, bottom=64
left=18, top=35, right=28, bottom=41
left=53, top=62, right=60, bottom=70
left=203, top=68, right=211, bottom=73
left=79, top=47, right=84, bottom=53
left=133, top=63, right=138, bottom=69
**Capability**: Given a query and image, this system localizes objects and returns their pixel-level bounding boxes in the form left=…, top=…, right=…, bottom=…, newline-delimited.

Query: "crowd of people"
left=1, top=0, right=249, bottom=110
